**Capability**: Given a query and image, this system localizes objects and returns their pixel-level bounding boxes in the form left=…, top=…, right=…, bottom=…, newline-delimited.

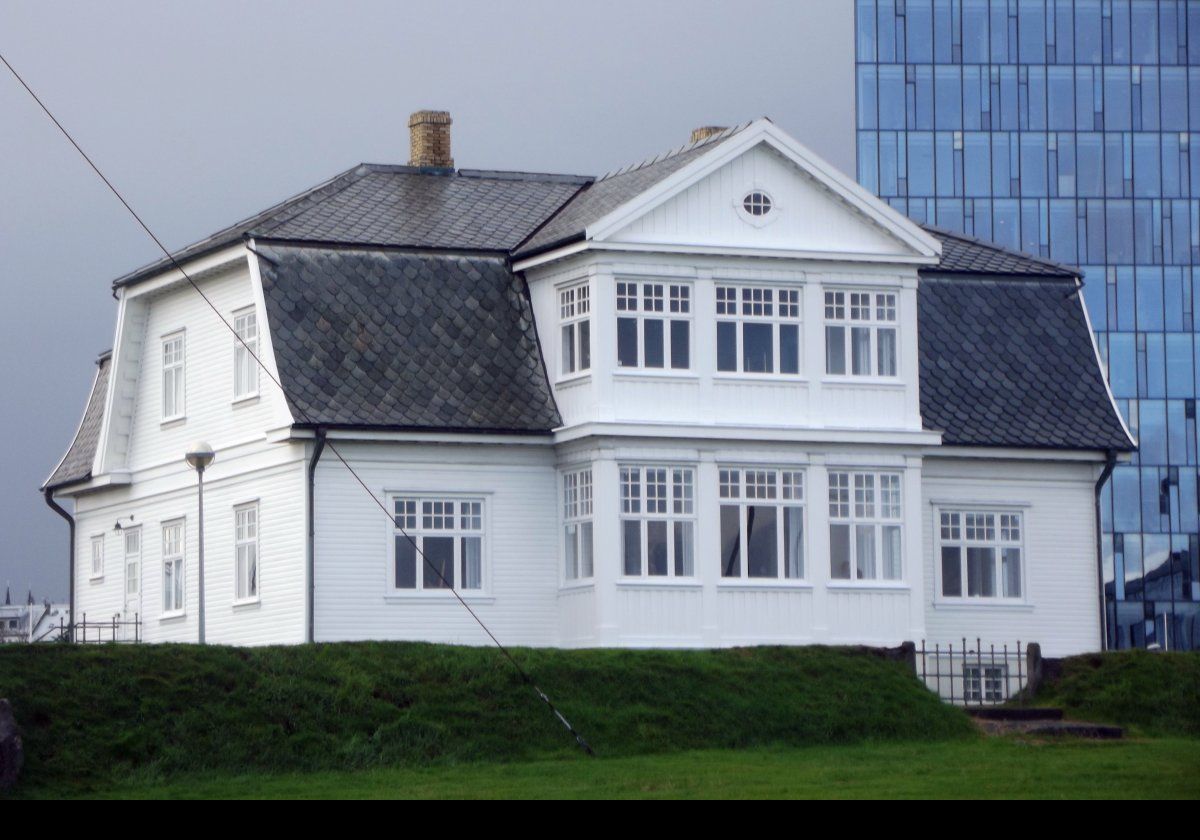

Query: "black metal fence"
left=916, top=638, right=1036, bottom=706
left=59, top=613, right=142, bottom=644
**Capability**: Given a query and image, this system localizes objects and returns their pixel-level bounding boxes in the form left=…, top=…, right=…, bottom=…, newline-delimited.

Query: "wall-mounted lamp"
left=113, top=515, right=136, bottom=532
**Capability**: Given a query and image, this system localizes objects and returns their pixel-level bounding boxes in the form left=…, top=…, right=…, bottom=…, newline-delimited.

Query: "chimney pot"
left=690, top=125, right=728, bottom=144
left=409, top=110, right=454, bottom=169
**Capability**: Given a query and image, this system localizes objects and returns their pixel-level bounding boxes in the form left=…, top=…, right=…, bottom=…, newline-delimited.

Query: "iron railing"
left=59, top=613, right=142, bottom=644
left=916, top=638, right=1032, bottom=706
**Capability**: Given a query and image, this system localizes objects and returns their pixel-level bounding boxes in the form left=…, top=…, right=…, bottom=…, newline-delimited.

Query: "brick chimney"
left=690, top=125, right=728, bottom=144
left=408, top=110, right=453, bottom=169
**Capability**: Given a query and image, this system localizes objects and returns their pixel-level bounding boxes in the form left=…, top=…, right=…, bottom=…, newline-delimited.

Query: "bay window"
left=559, top=282, right=591, bottom=377
left=616, top=281, right=691, bottom=370
left=824, top=290, right=898, bottom=376
left=828, top=470, right=903, bottom=581
left=719, top=468, right=805, bottom=580
left=620, top=465, right=695, bottom=578
left=716, top=285, right=801, bottom=374
left=563, top=468, right=594, bottom=581
left=392, top=497, right=484, bottom=592
left=938, top=510, right=1023, bottom=599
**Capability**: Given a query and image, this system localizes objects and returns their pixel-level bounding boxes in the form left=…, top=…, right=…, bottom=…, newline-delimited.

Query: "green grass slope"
left=1036, top=650, right=1200, bottom=736
left=0, top=642, right=971, bottom=794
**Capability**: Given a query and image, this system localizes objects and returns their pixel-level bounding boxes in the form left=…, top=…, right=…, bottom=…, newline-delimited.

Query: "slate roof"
left=515, top=124, right=751, bottom=257
left=256, top=244, right=561, bottom=432
left=920, top=225, right=1080, bottom=278
left=43, top=352, right=110, bottom=490
left=113, top=166, right=590, bottom=288
left=918, top=275, right=1133, bottom=450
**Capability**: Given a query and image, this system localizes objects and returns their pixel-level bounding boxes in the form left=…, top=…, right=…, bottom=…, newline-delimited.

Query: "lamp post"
left=185, top=442, right=215, bottom=644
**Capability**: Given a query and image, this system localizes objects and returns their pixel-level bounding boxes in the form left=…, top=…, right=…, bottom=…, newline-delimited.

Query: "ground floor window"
left=392, top=497, right=484, bottom=592
left=828, top=470, right=903, bottom=581
left=234, top=503, right=259, bottom=601
left=162, top=520, right=185, bottom=614
left=963, top=664, right=1007, bottom=703
left=563, top=468, right=594, bottom=581
left=719, top=468, right=805, bottom=580
left=620, top=465, right=695, bottom=577
left=938, top=510, right=1023, bottom=599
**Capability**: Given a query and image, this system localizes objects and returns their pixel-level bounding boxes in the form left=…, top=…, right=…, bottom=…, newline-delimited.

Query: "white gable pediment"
left=593, top=122, right=940, bottom=264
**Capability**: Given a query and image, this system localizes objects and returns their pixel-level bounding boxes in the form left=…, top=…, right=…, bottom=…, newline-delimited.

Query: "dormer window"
left=559, top=282, right=591, bottom=378
left=233, top=308, right=259, bottom=401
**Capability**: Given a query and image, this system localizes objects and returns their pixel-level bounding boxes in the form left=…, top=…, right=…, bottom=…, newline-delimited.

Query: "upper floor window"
left=828, top=470, right=902, bottom=581
left=617, top=281, right=691, bottom=370
left=716, top=285, right=801, bottom=374
left=719, top=468, right=805, bottom=581
left=393, top=497, right=484, bottom=593
left=824, top=291, right=898, bottom=377
left=161, top=332, right=185, bottom=421
left=559, top=282, right=591, bottom=377
left=563, top=468, right=594, bottom=581
left=620, top=465, right=695, bottom=578
left=233, top=308, right=259, bottom=400
left=162, top=520, right=185, bottom=615
left=938, top=510, right=1023, bottom=600
left=90, top=535, right=104, bottom=579
left=235, top=502, right=259, bottom=602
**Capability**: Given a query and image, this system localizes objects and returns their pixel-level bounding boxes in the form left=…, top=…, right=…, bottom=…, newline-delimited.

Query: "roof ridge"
left=920, top=223, right=1080, bottom=277
left=596, top=120, right=754, bottom=182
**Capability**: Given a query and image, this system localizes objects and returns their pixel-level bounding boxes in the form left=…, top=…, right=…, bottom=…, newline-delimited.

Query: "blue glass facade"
left=855, top=0, right=1200, bottom=649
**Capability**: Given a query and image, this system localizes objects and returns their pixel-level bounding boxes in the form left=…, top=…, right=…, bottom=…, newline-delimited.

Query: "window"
left=563, top=469, right=594, bottom=581
left=124, top=528, right=141, bottom=597
left=828, top=471, right=903, bottom=581
left=716, top=285, right=801, bottom=374
left=938, top=510, right=1023, bottom=599
left=719, top=468, right=805, bottom=580
left=233, top=308, right=259, bottom=400
left=742, top=191, right=773, bottom=217
left=616, top=281, right=691, bottom=370
left=161, top=332, right=185, bottom=420
left=90, top=535, right=104, bottom=579
left=162, top=521, right=185, bottom=614
left=234, top=503, right=259, bottom=601
left=619, top=465, right=695, bottom=578
left=824, top=291, right=898, bottom=377
left=559, top=282, right=591, bottom=377
left=963, top=665, right=1007, bottom=703
left=392, top=497, right=484, bottom=592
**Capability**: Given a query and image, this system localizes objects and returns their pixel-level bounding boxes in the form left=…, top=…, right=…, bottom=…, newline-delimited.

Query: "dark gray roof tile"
left=43, top=353, right=110, bottom=490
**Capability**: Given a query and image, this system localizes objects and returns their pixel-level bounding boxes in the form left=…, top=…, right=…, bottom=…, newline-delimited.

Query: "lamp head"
left=185, top=441, right=215, bottom=472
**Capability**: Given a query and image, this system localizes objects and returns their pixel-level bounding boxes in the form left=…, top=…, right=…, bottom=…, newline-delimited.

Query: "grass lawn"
left=74, top=738, right=1200, bottom=800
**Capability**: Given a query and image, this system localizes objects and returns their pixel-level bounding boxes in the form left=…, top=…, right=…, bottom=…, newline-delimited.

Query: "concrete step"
left=968, top=707, right=1064, bottom=722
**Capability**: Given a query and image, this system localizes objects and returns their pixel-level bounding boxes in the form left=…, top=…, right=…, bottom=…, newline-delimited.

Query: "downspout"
left=1094, top=450, right=1117, bottom=651
left=306, top=428, right=327, bottom=643
left=43, top=489, right=74, bottom=642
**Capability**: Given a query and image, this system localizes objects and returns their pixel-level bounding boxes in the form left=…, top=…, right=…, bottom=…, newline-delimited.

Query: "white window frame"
left=936, top=509, right=1026, bottom=602
left=828, top=470, right=904, bottom=582
left=718, top=467, right=807, bottom=583
left=562, top=468, right=594, bottom=583
left=161, top=331, right=186, bottom=422
left=616, top=280, right=693, bottom=371
left=89, top=535, right=104, bottom=580
left=389, top=495, right=487, bottom=595
left=715, top=284, right=803, bottom=376
left=824, top=289, right=899, bottom=378
left=558, top=281, right=591, bottom=379
left=963, top=664, right=1008, bottom=703
left=161, top=519, right=186, bottom=617
left=232, top=307, right=259, bottom=401
left=234, top=502, right=260, bottom=603
left=124, top=527, right=141, bottom=599
left=619, top=465, right=697, bottom=579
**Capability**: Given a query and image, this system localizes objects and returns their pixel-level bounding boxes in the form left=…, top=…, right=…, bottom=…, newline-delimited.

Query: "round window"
left=742, top=191, right=772, bottom=217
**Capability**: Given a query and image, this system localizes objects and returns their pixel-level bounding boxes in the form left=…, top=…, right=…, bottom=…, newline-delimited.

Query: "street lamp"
left=185, top=441, right=215, bottom=644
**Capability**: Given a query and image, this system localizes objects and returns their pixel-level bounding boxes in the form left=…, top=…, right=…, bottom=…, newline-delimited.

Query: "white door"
left=123, top=528, right=142, bottom=639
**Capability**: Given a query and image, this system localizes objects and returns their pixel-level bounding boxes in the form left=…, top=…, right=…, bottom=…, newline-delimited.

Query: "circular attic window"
left=742, top=191, right=773, bottom=217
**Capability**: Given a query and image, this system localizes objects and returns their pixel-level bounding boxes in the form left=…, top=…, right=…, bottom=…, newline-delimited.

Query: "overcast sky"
left=0, top=0, right=854, bottom=600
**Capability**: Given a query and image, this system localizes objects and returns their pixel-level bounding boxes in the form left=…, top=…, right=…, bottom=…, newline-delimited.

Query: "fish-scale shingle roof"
left=43, top=353, right=110, bottom=490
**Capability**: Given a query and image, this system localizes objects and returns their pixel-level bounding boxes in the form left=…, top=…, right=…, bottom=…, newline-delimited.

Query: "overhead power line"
left=0, top=50, right=593, bottom=757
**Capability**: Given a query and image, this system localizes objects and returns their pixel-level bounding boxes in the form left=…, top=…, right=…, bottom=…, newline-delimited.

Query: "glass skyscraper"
left=855, top=0, right=1200, bottom=649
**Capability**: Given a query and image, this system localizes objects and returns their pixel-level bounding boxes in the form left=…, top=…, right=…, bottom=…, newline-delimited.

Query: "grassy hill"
left=0, top=642, right=971, bottom=794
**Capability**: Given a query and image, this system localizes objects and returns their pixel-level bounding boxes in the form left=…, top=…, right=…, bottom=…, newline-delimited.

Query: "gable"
left=604, top=142, right=922, bottom=260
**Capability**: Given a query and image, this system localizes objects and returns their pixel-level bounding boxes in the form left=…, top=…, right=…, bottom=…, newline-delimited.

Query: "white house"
left=43, top=114, right=1134, bottom=656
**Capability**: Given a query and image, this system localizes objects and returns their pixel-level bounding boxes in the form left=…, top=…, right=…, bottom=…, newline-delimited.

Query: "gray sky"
left=0, top=0, right=854, bottom=600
